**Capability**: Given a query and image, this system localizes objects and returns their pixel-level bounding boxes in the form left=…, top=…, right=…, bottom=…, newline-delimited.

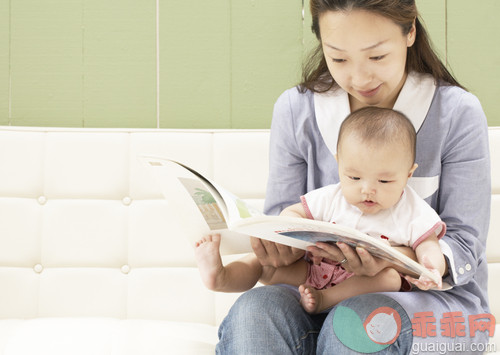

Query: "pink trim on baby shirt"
left=300, top=195, right=314, bottom=220
left=411, top=221, right=447, bottom=250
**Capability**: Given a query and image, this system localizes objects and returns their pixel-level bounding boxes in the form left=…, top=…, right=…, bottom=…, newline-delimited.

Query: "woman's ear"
left=407, top=19, right=416, bottom=47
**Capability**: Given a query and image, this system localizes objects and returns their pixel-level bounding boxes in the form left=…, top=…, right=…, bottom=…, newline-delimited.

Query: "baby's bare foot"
left=194, top=234, right=224, bottom=290
left=299, top=284, right=322, bottom=314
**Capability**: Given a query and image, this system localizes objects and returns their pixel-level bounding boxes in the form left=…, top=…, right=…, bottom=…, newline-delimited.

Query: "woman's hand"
left=250, top=237, right=305, bottom=268
left=307, top=242, right=391, bottom=277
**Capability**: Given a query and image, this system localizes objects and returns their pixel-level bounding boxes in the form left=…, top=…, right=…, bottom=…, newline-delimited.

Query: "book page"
left=212, top=180, right=263, bottom=222
left=178, top=177, right=228, bottom=230
left=139, top=156, right=256, bottom=254
left=148, top=157, right=262, bottom=224
left=231, top=215, right=440, bottom=284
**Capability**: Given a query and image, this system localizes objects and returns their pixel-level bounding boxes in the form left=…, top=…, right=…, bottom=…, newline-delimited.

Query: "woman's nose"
left=351, top=64, right=372, bottom=88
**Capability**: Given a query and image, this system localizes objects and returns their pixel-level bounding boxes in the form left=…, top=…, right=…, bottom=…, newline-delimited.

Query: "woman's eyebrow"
left=323, top=40, right=389, bottom=52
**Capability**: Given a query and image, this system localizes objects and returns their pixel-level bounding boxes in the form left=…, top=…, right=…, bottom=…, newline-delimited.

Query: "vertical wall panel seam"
left=301, top=0, right=303, bottom=45
left=156, top=0, right=160, bottom=129
left=445, top=0, right=448, bottom=68
left=301, top=0, right=308, bottom=79
left=82, top=0, right=85, bottom=127
left=302, top=0, right=305, bottom=35
left=301, top=0, right=305, bottom=55
left=8, top=0, right=12, bottom=125
left=229, top=0, right=233, bottom=128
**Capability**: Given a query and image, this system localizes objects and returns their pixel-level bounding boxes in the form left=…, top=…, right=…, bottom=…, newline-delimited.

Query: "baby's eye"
left=349, top=176, right=360, bottom=181
left=379, top=180, right=393, bottom=184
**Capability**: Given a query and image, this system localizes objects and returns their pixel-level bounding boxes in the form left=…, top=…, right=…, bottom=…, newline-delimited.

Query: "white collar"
left=314, top=72, right=437, bottom=156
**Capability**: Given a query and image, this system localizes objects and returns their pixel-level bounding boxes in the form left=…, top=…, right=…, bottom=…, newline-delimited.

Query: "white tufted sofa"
left=0, top=126, right=498, bottom=354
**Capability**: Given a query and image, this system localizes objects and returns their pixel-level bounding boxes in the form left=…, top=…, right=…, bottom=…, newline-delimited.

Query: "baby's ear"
left=408, top=163, right=418, bottom=178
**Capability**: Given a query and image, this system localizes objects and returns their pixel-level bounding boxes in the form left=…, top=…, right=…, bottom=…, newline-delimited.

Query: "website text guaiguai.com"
left=410, top=311, right=496, bottom=354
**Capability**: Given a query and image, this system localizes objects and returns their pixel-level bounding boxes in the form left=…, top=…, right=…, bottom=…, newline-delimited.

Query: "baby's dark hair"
left=337, top=107, right=417, bottom=164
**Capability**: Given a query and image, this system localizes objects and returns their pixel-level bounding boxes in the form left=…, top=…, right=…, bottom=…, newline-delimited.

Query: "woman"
left=217, top=1, right=491, bottom=353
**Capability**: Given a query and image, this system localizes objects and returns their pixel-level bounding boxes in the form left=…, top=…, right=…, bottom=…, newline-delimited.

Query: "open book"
left=140, top=156, right=440, bottom=284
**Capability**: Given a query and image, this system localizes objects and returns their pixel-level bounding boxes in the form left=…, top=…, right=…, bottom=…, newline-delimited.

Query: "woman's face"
left=319, top=10, right=416, bottom=111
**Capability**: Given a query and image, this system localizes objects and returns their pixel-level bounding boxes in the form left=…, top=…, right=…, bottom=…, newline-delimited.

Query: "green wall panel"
left=159, top=1, right=231, bottom=129
left=2, top=1, right=498, bottom=128
left=302, top=0, right=317, bottom=55
left=416, top=0, right=446, bottom=63
left=447, top=0, right=500, bottom=126
left=82, top=0, right=157, bottom=128
left=10, top=0, right=83, bottom=127
left=230, top=0, right=303, bottom=129
left=0, top=0, right=9, bottom=125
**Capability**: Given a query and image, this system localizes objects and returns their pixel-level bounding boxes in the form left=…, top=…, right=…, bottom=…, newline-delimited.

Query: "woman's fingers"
left=250, top=237, right=304, bottom=267
left=309, top=242, right=390, bottom=277
left=336, top=242, right=361, bottom=271
left=307, top=242, right=343, bottom=261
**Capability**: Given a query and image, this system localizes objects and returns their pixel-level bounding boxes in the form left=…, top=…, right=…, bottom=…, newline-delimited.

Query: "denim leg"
left=317, top=293, right=413, bottom=355
left=216, top=285, right=326, bottom=355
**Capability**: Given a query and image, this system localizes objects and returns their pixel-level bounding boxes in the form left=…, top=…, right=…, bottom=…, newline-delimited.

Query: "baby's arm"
left=415, top=234, right=447, bottom=276
left=406, top=234, right=446, bottom=290
left=280, top=202, right=308, bottom=218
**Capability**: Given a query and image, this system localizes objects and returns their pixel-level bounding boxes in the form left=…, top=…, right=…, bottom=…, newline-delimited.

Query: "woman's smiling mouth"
left=358, top=85, right=381, bottom=98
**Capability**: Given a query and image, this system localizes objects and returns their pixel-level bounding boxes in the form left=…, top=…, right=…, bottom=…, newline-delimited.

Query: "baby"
left=195, top=106, right=446, bottom=314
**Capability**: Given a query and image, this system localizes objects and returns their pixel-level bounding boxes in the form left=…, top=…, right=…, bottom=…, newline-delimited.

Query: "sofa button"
left=458, top=267, right=465, bottom=275
left=34, top=264, right=43, bottom=273
left=465, top=263, right=472, bottom=271
left=38, top=196, right=47, bottom=205
left=122, top=197, right=132, bottom=206
left=121, top=265, right=130, bottom=274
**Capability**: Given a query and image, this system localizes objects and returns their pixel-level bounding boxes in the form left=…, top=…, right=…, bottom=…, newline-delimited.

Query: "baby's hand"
left=405, top=268, right=442, bottom=290
left=405, top=254, right=443, bottom=290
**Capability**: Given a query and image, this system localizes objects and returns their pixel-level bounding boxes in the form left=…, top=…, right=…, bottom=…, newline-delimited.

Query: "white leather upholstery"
left=0, top=126, right=497, bottom=354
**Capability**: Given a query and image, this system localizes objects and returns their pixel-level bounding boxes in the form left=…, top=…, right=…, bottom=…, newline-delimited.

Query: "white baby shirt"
left=301, top=183, right=446, bottom=249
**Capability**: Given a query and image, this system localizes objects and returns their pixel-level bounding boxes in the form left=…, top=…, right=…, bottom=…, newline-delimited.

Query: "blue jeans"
left=216, top=285, right=492, bottom=354
left=216, top=285, right=413, bottom=355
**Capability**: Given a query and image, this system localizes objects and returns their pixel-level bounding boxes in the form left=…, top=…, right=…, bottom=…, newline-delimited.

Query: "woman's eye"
left=331, top=58, right=346, bottom=63
left=370, top=55, right=386, bottom=61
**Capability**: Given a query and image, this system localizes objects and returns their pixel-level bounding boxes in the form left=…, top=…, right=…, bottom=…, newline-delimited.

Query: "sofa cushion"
left=0, top=126, right=497, bottom=354
left=0, top=318, right=217, bottom=355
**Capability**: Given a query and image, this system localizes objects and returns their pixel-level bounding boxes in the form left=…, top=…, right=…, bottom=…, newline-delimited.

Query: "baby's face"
left=337, top=136, right=416, bottom=214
